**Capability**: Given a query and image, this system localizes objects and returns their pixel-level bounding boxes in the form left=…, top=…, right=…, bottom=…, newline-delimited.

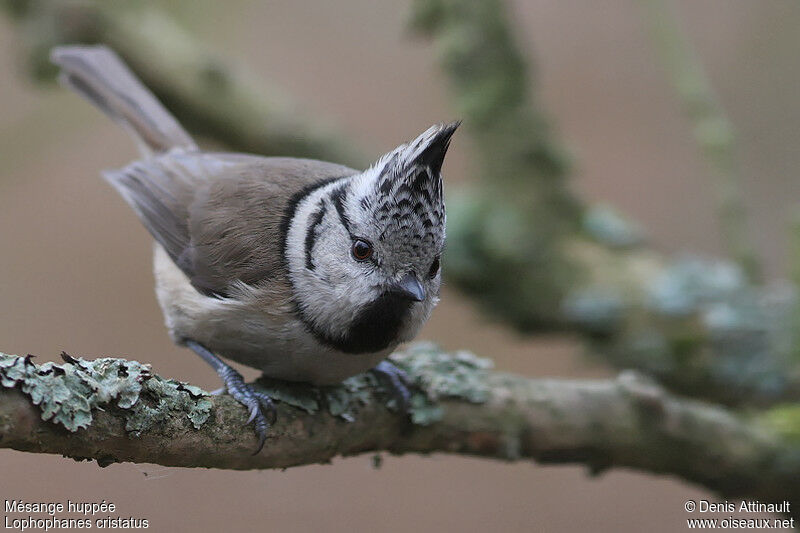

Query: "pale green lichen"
left=1, top=344, right=492, bottom=432
left=647, top=256, right=746, bottom=317
left=325, top=374, right=375, bottom=421
left=258, top=373, right=378, bottom=423
left=0, top=352, right=212, bottom=433
left=760, top=404, right=800, bottom=444
left=124, top=375, right=213, bottom=435
left=392, top=342, right=493, bottom=425
left=562, top=288, right=625, bottom=335
left=582, top=205, right=646, bottom=249
left=254, top=379, right=321, bottom=414
left=258, top=342, right=493, bottom=425
left=254, top=374, right=376, bottom=421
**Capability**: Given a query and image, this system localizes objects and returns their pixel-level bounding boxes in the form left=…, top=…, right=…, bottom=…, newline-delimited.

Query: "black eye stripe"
left=428, top=256, right=440, bottom=278
left=330, top=184, right=355, bottom=238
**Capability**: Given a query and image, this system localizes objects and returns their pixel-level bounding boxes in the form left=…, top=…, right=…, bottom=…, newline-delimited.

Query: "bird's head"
left=285, top=122, right=459, bottom=354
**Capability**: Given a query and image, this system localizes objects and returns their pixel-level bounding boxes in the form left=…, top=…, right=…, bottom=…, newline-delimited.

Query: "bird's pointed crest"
left=368, top=122, right=458, bottom=251
left=373, top=121, right=459, bottom=201
left=343, top=121, right=459, bottom=264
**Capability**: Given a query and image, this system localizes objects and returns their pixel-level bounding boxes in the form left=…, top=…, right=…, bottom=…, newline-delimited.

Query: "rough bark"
left=0, top=348, right=798, bottom=515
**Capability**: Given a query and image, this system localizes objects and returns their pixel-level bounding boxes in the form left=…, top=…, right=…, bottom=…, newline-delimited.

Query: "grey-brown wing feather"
left=104, top=153, right=355, bottom=296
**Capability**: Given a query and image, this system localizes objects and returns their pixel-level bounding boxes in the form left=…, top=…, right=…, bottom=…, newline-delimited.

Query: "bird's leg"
left=371, top=360, right=412, bottom=412
left=185, top=340, right=276, bottom=454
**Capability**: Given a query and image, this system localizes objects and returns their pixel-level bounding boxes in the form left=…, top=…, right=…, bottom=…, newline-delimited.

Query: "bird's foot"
left=371, top=360, right=412, bottom=412
left=219, top=366, right=276, bottom=454
left=185, top=340, right=276, bottom=454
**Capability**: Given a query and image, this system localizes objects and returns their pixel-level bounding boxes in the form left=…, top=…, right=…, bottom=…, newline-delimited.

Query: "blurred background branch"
left=2, top=0, right=362, bottom=165
left=408, top=0, right=799, bottom=408
left=409, top=0, right=583, bottom=328
left=640, top=0, right=760, bottom=283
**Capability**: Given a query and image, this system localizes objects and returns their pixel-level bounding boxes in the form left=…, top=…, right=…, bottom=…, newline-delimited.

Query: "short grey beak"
left=390, top=272, right=425, bottom=302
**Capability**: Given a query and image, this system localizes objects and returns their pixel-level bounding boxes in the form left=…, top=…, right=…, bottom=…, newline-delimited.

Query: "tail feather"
left=50, top=45, right=197, bottom=155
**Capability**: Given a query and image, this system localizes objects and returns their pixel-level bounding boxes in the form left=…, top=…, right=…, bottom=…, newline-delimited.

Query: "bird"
left=50, top=45, right=458, bottom=452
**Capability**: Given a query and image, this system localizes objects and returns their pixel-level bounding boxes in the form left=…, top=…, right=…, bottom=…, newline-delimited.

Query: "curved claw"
left=240, top=398, right=270, bottom=454
left=251, top=412, right=269, bottom=455
left=234, top=393, right=271, bottom=454
left=371, top=360, right=412, bottom=413
left=230, top=390, right=273, bottom=454
left=255, top=392, right=278, bottom=425
left=185, top=340, right=275, bottom=454
left=246, top=403, right=259, bottom=425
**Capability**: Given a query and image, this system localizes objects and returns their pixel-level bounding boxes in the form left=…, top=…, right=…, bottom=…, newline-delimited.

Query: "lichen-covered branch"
left=1, top=346, right=798, bottom=511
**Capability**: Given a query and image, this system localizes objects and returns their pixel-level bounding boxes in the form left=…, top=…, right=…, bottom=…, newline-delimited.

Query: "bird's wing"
left=104, top=153, right=356, bottom=296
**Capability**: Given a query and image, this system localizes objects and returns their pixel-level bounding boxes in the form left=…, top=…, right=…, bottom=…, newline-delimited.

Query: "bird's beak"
left=389, top=272, right=425, bottom=302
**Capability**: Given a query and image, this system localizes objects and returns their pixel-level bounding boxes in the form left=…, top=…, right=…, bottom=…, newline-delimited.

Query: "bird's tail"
left=50, top=45, right=197, bottom=156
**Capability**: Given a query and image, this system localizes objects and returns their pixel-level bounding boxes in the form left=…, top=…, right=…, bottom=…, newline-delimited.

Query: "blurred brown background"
left=1, top=1, right=798, bottom=531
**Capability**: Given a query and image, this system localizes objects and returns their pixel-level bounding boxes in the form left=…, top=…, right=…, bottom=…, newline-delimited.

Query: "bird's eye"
left=351, top=239, right=373, bottom=261
left=428, top=256, right=441, bottom=278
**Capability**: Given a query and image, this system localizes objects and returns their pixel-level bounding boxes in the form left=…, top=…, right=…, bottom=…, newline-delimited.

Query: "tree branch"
left=1, top=0, right=362, bottom=165
left=0, top=348, right=798, bottom=512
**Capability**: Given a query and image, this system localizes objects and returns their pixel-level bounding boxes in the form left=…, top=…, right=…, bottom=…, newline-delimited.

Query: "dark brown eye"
left=351, top=239, right=373, bottom=261
left=428, top=256, right=440, bottom=278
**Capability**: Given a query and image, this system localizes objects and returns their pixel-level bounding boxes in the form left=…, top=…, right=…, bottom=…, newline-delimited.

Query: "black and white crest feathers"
left=360, top=122, right=459, bottom=259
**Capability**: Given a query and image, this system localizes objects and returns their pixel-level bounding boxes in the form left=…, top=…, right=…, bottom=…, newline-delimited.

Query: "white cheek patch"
left=285, top=178, right=378, bottom=339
